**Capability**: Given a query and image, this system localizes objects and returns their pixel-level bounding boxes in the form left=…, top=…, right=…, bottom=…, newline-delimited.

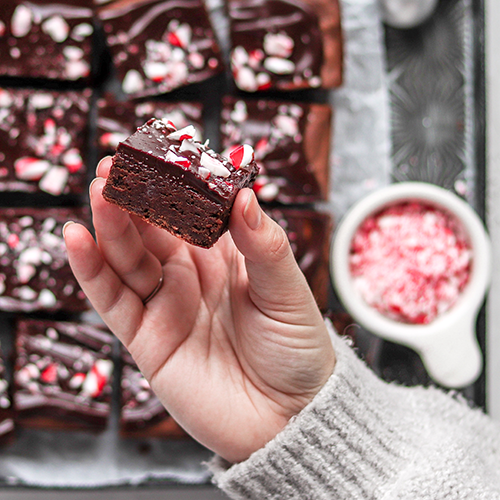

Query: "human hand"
left=64, top=157, right=335, bottom=463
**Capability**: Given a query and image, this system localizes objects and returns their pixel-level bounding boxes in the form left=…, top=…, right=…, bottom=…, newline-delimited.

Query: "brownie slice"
left=265, top=207, right=333, bottom=311
left=228, top=0, right=343, bottom=92
left=14, top=319, right=114, bottom=432
left=0, top=87, right=91, bottom=196
left=97, top=96, right=203, bottom=158
left=0, top=207, right=90, bottom=312
left=0, top=0, right=94, bottom=81
left=96, top=0, right=224, bottom=97
left=120, top=349, right=187, bottom=439
left=0, top=342, right=14, bottom=445
left=103, top=119, right=259, bottom=248
left=221, top=96, right=332, bottom=204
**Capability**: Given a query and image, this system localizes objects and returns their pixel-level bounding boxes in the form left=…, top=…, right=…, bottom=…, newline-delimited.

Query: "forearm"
left=210, top=322, right=500, bottom=499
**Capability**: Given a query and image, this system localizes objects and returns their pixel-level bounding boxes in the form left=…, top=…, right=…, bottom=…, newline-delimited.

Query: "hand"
left=64, top=157, right=336, bottom=463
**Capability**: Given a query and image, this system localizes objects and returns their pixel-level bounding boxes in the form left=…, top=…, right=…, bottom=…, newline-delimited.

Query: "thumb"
left=229, top=188, right=319, bottom=316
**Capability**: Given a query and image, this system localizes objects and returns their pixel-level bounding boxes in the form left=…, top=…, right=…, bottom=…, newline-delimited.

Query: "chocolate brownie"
left=265, top=207, right=333, bottom=311
left=103, top=119, right=259, bottom=248
left=120, top=350, right=187, bottom=438
left=221, top=96, right=332, bottom=204
left=228, top=0, right=343, bottom=92
left=0, top=87, right=91, bottom=196
left=14, top=319, right=114, bottom=432
left=97, top=95, right=203, bottom=158
left=0, top=0, right=94, bottom=81
left=0, top=342, right=14, bottom=444
left=96, top=0, right=224, bottom=97
left=0, top=207, right=89, bottom=312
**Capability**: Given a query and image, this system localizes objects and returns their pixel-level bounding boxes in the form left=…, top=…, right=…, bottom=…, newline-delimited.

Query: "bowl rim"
left=330, top=181, right=492, bottom=346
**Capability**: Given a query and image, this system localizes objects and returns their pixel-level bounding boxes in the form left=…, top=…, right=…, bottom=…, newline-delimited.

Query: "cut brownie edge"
left=103, top=152, right=230, bottom=248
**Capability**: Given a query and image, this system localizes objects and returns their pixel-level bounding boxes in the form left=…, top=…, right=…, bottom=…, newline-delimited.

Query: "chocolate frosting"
left=0, top=207, right=90, bottom=312
left=0, top=0, right=94, bottom=80
left=14, top=319, right=114, bottom=431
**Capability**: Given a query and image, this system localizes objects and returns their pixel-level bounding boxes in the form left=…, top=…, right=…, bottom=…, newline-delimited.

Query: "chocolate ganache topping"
left=229, top=0, right=323, bottom=91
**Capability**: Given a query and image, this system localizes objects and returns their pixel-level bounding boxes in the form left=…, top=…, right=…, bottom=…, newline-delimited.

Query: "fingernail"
left=89, top=176, right=104, bottom=197
left=243, top=189, right=262, bottom=230
left=62, top=221, right=75, bottom=237
left=96, top=156, right=112, bottom=176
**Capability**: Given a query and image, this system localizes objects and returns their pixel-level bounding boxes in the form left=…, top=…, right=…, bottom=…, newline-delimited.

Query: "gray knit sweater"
left=210, top=327, right=500, bottom=499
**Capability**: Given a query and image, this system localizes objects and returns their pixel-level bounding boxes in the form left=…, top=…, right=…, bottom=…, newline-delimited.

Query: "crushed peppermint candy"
left=144, top=119, right=254, bottom=182
left=349, top=202, right=472, bottom=325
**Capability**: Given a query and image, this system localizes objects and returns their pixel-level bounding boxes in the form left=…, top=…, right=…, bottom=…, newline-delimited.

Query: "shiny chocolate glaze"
left=97, top=0, right=224, bottom=97
left=14, top=319, right=114, bottom=431
left=0, top=343, right=14, bottom=443
left=265, top=206, right=333, bottom=310
left=97, top=96, right=203, bottom=158
left=228, top=0, right=342, bottom=91
left=120, top=351, right=187, bottom=438
left=0, top=207, right=90, bottom=312
left=0, top=0, right=94, bottom=81
left=0, top=88, right=91, bottom=196
left=221, top=96, right=332, bottom=204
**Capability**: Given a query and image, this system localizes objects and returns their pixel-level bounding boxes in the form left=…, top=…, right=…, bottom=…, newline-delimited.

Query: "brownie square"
left=0, top=0, right=94, bottom=81
left=96, top=0, right=224, bottom=97
left=97, top=95, right=203, bottom=158
left=0, top=87, right=91, bottom=196
left=265, top=207, right=333, bottom=311
left=221, top=96, right=332, bottom=204
left=14, top=319, right=114, bottom=432
left=228, top=0, right=343, bottom=92
left=120, top=350, right=187, bottom=438
left=0, top=207, right=90, bottom=312
left=103, top=118, right=259, bottom=248
left=0, top=342, right=14, bottom=444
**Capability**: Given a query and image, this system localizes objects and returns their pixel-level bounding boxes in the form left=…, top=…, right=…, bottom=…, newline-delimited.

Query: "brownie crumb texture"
left=103, top=119, right=259, bottom=248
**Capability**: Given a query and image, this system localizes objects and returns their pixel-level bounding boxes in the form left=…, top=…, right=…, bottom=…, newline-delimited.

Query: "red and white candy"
left=230, top=144, right=254, bottom=169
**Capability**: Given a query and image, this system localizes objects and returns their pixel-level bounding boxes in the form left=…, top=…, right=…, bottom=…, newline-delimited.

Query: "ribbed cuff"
left=208, top=325, right=422, bottom=499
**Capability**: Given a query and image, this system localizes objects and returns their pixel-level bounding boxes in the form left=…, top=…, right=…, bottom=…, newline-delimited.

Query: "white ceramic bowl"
left=331, top=182, right=492, bottom=388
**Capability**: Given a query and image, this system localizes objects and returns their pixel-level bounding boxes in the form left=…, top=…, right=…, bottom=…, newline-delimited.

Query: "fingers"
left=63, top=221, right=142, bottom=346
left=90, top=177, right=164, bottom=304
left=229, top=189, right=319, bottom=317
left=96, top=155, right=112, bottom=178
left=95, top=156, right=183, bottom=264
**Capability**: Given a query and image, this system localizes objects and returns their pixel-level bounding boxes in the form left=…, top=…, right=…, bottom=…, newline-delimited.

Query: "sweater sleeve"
left=209, top=323, right=500, bottom=499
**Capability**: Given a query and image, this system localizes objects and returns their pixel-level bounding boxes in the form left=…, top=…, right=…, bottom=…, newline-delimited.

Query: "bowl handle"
left=415, top=312, right=483, bottom=388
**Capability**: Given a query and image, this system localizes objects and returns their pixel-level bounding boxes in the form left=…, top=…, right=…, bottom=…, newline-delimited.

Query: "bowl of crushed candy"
left=331, top=182, right=492, bottom=388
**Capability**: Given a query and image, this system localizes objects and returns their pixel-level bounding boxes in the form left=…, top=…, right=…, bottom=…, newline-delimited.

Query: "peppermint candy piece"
left=230, top=144, right=254, bottom=169
left=167, top=125, right=196, bottom=141
left=39, top=165, right=69, bottom=196
left=11, top=4, right=32, bottom=38
left=81, top=359, right=113, bottom=398
left=200, top=152, right=230, bottom=178
left=165, top=150, right=191, bottom=170
left=15, top=158, right=50, bottom=181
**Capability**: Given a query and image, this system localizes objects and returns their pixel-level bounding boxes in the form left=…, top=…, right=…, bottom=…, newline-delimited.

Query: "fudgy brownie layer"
left=103, top=119, right=258, bottom=248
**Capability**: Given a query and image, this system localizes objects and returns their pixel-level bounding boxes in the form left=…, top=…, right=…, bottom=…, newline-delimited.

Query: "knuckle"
left=267, top=223, right=291, bottom=262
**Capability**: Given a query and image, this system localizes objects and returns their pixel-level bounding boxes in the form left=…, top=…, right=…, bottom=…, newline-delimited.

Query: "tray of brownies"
left=0, top=0, right=483, bottom=489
